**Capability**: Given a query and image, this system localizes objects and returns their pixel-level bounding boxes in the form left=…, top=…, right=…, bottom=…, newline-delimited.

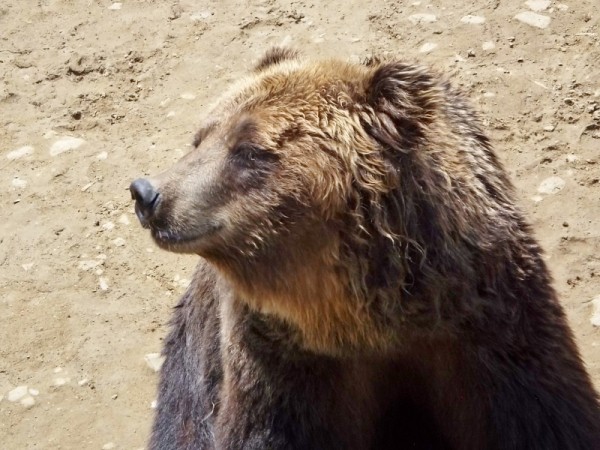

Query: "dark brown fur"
left=133, top=48, right=600, bottom=449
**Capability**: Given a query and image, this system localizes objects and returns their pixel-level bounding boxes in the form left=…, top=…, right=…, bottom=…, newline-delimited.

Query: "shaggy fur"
left=132, top=48, right=600, bottom=449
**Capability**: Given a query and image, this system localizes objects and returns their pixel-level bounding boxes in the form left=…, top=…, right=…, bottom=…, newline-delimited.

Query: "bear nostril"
left=129, top=178, right=160, bottom=224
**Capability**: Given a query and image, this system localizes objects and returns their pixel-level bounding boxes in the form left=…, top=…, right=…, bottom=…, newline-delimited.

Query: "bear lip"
left=149, top=221, right=224, bottom=252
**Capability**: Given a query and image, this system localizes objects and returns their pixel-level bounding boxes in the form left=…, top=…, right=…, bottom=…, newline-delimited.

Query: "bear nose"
left=130, top=178, right=160, bottom=226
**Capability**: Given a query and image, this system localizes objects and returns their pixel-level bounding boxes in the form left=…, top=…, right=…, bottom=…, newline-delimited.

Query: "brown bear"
left=130, top=48, right=600, bottom=449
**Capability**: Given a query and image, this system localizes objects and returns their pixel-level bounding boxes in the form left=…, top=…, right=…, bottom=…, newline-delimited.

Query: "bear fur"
left=132, top=48, right=600, bottom=449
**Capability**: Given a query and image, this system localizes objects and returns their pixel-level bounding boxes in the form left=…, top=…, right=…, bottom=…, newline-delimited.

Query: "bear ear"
left=254, top=47, right=300, bottom=72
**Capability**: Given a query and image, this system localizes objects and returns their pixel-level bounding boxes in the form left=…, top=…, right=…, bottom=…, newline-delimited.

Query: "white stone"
left=591, top=296, right=600, bottom=327
left=53, top=377, right=70, bottom=387
left=102, top=221, right=115, bottom=231
left=408, top=14, right=437, bottom=24
left=565, top=154, right=578, bottom=162
left=28, top=388, right=39, bottom=396
left=6, top=145, right=34, bottom=160
left=102, top=443, right=116, bottom=450
left=151, top=399, right=158, bottom=409
left=525, top=0, right=551, bottom=12
left=145, top=353, right=165, bottom=372
left=49, top=137, right=86, bottom=156
left=78, top=378, right=89, bottom=386
left=97, top=151, right=108, bottom=160
left=21, top=263, right=34, bottom=271
left=43, top=130, right=58, bottom=139
left=20, top=395, right=35, bottom=408
left=78, top=260, right=101, bottom=271
left=460, top=15, right=486, bottom=24
left=118, top=214, right=130, bottom=225
left=8, top=385, right=28, bottom=402
left=537, top=176, right=565, bottom=194
left=180, top=93, right=196, bottom=100
left=514, top=11, right=551, bottom=28
left=556, top=4, right=569, bottom=11
left=531, top=195, right=544, bottom=203
left=190, top=11, right=212, bottom=21
left=113, top=237, right=126, bottom=247
left=167, top=111, right=176, bottom=118
left=483, top=92, right=496, bottom=98
left=11, top=177, right=27, bottom=188
left=53, top=367, right=63, bottom=373
left=99, top=277, right=109, bottom=291
left=419, top=42, right=438, bottom=53
left=108, top=3, right=122, bottom=10
left=482, top=41, right=496, bottom=51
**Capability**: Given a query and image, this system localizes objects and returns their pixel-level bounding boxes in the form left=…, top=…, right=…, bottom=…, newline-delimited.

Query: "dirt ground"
left=0, top=0, right=598, bottom=448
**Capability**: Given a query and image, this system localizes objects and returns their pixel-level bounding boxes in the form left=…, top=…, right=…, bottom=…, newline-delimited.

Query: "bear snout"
left=130, top=178, right=161, bottom=228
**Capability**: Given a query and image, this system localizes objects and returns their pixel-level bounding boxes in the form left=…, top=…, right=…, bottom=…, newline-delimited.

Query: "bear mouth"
left=150, top=221, right=224, bottom=253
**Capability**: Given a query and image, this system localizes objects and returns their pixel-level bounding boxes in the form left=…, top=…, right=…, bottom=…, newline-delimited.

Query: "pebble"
left=22, top=263, right=34, bottom=271
left=591, top=296, right=600, bottom=327
left=543, top=124, right=556, bottom=131
left=28, top=388, right=39, bottom=396
left=53, top=367, right=63, bottom=373
left=49, top=137, right=86, bottom=157
left=190, top=11, right=212, bottom=22
left=78, top=260, right=101, bottom=271
left=113, top=237, right=126, bottom=247
left=108, top=3, right=122, bottom=10
left=482, top=41, right=495, bottom=51
left=11, top=177, right=27, bottom=188
left=43, top=130, right=58, bottom=139
left=102, top=443, right=116, bottom=450
left=78, top=378, right=89, bottom=386
left=118, top=214, right=130, bottom=225
left=102, top=221, right=115, bottom=231
left=407, top=14, right=437, bottom=24
left=6, top=145, right=34, bottom=160
left=151, top=399, right=158, bottom=409
left=525, top=0, right=551, bottom=11
left=20, top=395, right=35, bottom=408
left=419, top=42, right=438, bottom=53
left=537, top=176, right=565, bottom=194
left=566, top=154, right=578, bottom=162
left=144, top=353, right=165, bottom=372
left=514, top=11, right=551, bottom=29
left=53, top=377, right=70, bottom=387
left=99, top=277, right=109, bottom=291
left=180, top=93, right=196, bottom=100
left=460, top=15, right=486, bottom=25
left=97, top=151, right=108, bottom=160
left=167, top=111, right=176, bottom=118
left=556, top=4, right=569, bottom=11
left=8, top=385, right=28, bottom=402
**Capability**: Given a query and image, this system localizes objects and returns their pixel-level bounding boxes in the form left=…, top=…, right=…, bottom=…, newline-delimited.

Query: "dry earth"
left=1, top=1, right=599, bottom=449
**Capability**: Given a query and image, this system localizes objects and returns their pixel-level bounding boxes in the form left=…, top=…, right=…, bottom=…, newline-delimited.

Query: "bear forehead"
left=205, top=58, right=371, bottom=124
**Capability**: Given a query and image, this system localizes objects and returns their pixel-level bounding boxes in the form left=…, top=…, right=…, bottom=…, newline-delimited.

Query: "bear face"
left=130, top=48, right=514, bottom=354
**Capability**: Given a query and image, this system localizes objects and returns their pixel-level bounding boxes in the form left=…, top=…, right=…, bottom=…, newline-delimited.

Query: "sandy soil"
left=1, top=1, right=598, bottom=448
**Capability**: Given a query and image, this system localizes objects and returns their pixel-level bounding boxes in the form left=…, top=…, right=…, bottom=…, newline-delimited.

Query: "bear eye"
left=231, top=143, right=276, bottom=166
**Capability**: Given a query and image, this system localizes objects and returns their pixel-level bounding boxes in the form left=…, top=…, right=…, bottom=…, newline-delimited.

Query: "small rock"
left=562, top=222, right=569, bottom=227
left=97, top=151, right=108, bottom=160
left=556, top=4, right=569, bottom=11
left=514, top=11, right=551, bottom=28
left=483, top=92, right=496, bottom=98
left=537, top=176, right=565, bottom=194
left=53, top=367, right=63, bottom=373
left=467, top=49, right=476, bottom=57
left=28, top=388, right=39, bottom=396
left=11, top=177, right=27, bottom=188
left=460, top=15, right=486, bottom=25
left=102, top=221, right=115, bottom=231
left=180, top=93, right=196, bottom=100
left=145, top=353, right=165, bottom=372
left=53, top=377, right=70, bottom=387
left=50, top=137, right=86, bottom=157
left=6, top=145, right=34, bottom=160
left=563, top=97, right=574, bottom=106
left=102, top=443, right=116, bottom=450
left=566, top=154, right=578, bottom=162
left=108, top=3, right=122, bottom=10
left=407, top=14, right=437, bottom=24
left=419, top=42, right=438, bottom=53
left=118, top=214, right=130, bottom=225
left=20, top=395, right=35, bottom=408
left=525, top=0, right=551, bottom=11
left=21, top=263, right=34, bottom=271
left=190, top=11, right=212, bottom=22
left=591, top=296, right=600, bottom=327
left=482, top=41, right=495, bottom=51
left=543, top=124, right=556, bottom=132
left=78, top=379, right=89, bottom=386
left=113, top=237, right=126, bottom=247
left=151, top=399, right=158, bottom=409
left=78, top=260, right=101, bottom=271
left=43, top=130, right=58, bottom=139
left=8, top=385, right=28, bottom=402
left=99, top=277, right=109, bottom=291
left=111, top=394, right=118, bottom=400
left=167, top=111, right=176, bottom=118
